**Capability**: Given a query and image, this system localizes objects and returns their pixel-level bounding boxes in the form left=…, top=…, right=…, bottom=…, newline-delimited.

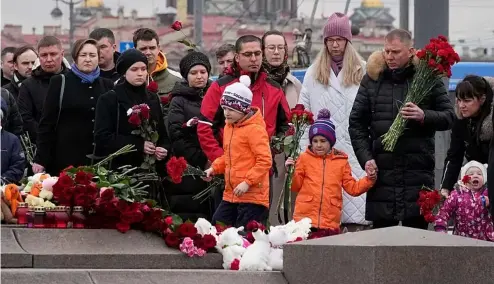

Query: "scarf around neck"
left=262, top=56, right=290, bottom=85
left=331, top=55, right=344, bottom=76
left=71, top=63, right=100, bottom=84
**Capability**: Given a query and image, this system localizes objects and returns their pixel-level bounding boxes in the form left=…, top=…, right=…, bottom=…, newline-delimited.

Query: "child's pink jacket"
left=434, top=186, right=494, bottom=242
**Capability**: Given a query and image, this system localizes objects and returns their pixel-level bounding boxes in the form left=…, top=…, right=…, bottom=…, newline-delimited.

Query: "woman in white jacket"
left=298, top=12, right=369, bottom=231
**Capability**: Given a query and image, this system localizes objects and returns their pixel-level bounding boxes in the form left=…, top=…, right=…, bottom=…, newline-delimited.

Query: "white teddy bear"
left=216, top=226, right=246, bottom=270
left=194, top=218, right=217, bottom=237
left=268, top=225, right=291, bottom=271
left=239, top=228, right=272, bottom=271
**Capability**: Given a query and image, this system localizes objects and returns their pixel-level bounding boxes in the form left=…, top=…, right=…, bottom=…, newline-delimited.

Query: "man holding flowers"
left=349, top=29, right=455, bottom=229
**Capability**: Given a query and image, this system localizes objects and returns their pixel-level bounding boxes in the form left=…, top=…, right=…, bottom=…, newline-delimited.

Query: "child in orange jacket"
left=285, top=109, right=377, bottom=231
left=204, top=75, right=272, bottom=227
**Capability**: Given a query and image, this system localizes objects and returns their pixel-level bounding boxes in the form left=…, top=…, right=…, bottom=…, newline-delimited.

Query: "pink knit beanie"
left=323, top=12, right=352, bottom=42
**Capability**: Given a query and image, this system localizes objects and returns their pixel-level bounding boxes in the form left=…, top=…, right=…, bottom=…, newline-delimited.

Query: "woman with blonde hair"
left=298, top=12, right=368, bottom=231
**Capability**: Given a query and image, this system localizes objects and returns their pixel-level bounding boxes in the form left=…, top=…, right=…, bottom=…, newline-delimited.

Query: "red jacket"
left=198, top=72, right=290, bottom=162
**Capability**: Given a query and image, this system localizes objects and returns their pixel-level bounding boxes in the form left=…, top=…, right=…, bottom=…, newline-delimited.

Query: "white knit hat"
left=220, top=75, right=253, bottom=113
left=460, top=161, right=487, bottom=182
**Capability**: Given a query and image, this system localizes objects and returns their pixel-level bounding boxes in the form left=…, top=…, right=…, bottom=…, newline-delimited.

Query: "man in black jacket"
left=0, top=88, right=23, bottom=136
left=17, top=36, right=70, bottom=141
left=89, top=28, right=120, bottom=82
left=349, top=29, right=455, bottom=229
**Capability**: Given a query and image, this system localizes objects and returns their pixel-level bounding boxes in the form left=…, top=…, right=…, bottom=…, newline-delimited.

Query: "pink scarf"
left=331, top=55, right=344, bottom=76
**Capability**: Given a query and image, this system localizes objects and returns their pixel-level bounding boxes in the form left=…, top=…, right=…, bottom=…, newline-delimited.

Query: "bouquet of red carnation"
left=307, top=228, right=340, bottom=240
left=381, top=35, right=460, bottom=152
left=52, top=166, right=98, bottom=209
left=127, top=104, right=159, bottom=171
left=277, top=104, right=314, bottom=224
left=417, top=186, right=442, bottom=223
left=166, top=156, right=224, bottom=203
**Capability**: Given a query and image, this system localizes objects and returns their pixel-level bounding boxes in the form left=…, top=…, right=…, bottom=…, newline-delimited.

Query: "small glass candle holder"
left=71, top=206, right=86, bottom=229
left=26, top=207, right=35, bottom=228
left=15, top=202, right=29, bottom=225
left=54, top=206, right=70, bottom=228
left=44, top=208, right=56, bottom=228
left=33, top=206, right=46, bottom=228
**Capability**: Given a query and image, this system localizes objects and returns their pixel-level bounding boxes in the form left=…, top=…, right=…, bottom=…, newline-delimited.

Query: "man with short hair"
left=1, top=47, right=16, bottom=86
left=215, top=44, right=235, bottom=76
left=89, top=28, right=120, bottom=82
left=132, top=28, right=181, bottom=97
left=349, top=29, right=455, bottom=229
left=4, top=45, right=38, bottom=99
left=18, top=36, right=70, bottom=141
left=198, top=35, right=290, bottom=212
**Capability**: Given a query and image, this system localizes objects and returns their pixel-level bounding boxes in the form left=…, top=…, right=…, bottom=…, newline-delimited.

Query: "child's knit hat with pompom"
left=309, top=109, right=336, bottom=147
left=220, top=75, right=253, bottom=113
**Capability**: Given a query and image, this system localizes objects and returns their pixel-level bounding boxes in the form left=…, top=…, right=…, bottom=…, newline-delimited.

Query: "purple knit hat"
left=323, top=12, right=352, bottom=42
left=309, top=109, right=336, bottom=147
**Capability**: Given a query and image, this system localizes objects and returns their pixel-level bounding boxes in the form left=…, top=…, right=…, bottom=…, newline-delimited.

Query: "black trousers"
left=212, top=200, right=268, bottom=228
left=372, top=216, right=429, bottom=230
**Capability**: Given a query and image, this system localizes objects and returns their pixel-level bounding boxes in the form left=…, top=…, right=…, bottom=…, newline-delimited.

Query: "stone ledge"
left=13, top=229, right=222, bottom=269
left=283, top=226, right=494, bottom=284
left=1, top=228, right=32, bottom=268
left=1, top=269, right=288, bottom=284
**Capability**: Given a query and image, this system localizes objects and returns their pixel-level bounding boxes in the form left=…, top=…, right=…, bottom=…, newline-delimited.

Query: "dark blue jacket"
left=1, top=129, right=25, bottom=184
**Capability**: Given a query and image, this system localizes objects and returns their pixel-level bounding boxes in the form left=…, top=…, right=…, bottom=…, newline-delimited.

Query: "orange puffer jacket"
left=211, top=107, right=272, bottom=208
left=292, top=148, right=375, bottom=229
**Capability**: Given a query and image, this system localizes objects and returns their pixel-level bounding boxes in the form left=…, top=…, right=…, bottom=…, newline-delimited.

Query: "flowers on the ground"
left=417, top=186, right=442, bottom=223
left=52, top=167, right=98, bottom=208
left=163, top=217, right=217, bottom=257
left=381, top=35, right=460, bottom=151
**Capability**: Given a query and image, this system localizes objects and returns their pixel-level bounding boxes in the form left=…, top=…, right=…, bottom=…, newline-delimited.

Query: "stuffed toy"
left=216, top=226, right=246, bottom=269
left=278, top=217, right=312, bottom=241
left=194, top=218, right=217, bottom=237
left=239, top=228, right=272, bottom=271
left=1, top=185, right=21, bottom=224
left=268, top=226, right=290, bottom=270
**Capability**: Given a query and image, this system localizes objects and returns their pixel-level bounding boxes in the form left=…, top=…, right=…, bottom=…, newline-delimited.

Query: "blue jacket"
left=1, top=128, right=25, bottom=184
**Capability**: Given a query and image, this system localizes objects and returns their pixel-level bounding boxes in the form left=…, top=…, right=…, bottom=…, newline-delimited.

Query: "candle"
left=71, top=206, right=86, bottom=229
left=15, top=202, right=28, bottom=225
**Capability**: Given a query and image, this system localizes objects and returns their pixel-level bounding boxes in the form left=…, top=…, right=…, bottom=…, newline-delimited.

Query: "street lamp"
left=50, top=0, right=84, bottom=50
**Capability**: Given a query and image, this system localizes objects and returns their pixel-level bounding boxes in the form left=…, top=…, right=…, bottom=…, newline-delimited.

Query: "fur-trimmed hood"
left=365, top=50, right=420, bottom=81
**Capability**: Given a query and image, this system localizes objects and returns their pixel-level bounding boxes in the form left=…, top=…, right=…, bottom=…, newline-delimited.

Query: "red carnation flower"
left=74, top=171, right=93, bottom=185
left=164, top=232, right=181, bottom=248
left=171, top=20, right=182, bottom=31
left=147, top=81, right=158, bottom=93
left=160, top=95, right=170, bottom=105
left=201, top=234, right=217, bottom=250
left=165, top=216, right=173, bottom=225
left=128, top=112, right=141, bottom=126
left=177, top=223, right=197, bottom=238
left=293, top=104, right=305, bottom=111
left=166, top=156, right=188, bottom=184
left=139, top=104, right=150, bottom=120
left=116, top=222, right=131, bottom=233
left=462, top=175, right=471, bottom=184
left=230, top=258, right=240, bottom=270
left=246, top=220, right=265, bottom=231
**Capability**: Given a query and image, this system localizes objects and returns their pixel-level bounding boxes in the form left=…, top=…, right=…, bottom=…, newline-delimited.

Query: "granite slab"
left=13, top=228, right=222, bottom=269
left=283, top=226, right=494, bottom=284
left=0, top=269, right=288, bottom=284
left=1, top=228, right=32, bottom=268
left=1, top=270, right=92, bottom=284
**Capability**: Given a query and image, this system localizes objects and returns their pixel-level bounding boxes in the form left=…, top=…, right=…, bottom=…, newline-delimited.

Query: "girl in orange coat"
left=285, top=109, right=377, bottom=230
left=204, top=75, right=272, bottom=227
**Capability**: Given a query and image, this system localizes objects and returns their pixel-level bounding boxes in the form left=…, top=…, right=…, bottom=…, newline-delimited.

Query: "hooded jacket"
left=198, top=71, right=290, bottom=163
left=151, top=51, right=182, bottom=96
left=211, top=108, right=272, bottom=208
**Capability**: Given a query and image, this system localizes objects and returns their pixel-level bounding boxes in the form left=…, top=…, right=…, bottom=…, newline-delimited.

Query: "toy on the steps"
left=278, top=217, right=312, bottom=241
left=239, top=228, right=272, bottom=271
left=1, top=185, right=20, bottom=224
left=195, top=218, right=217, bottom=237
left=268, top=225, right=291, bottom=270
left=216, top=226, right=246, bottom=270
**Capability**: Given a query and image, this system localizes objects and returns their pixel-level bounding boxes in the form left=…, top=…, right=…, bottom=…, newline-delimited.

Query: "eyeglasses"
left=266, top=45, right=286, bottom=52
left=326, top=38, right=346, bottom=45
left=240, top=51, right=262, bottom=58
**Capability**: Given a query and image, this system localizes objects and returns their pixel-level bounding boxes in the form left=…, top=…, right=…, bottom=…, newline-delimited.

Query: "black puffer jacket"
left=166, top=80, right=212, bottom=221
left=349, top=51, right=455, bottom=222
left=442, top=108, right=492, bottom=190
left=0, top=88, right=23, bottom=136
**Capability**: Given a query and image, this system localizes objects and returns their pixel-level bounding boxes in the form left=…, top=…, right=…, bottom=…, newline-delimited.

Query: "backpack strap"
left=55, top=74, right=66, bottom=130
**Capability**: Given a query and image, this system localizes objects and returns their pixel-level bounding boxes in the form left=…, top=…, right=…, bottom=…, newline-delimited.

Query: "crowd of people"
left=0, top=12, right=493, bottom=241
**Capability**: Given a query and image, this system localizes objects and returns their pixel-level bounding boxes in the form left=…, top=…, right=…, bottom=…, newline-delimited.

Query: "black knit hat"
left=179, top=51, right=211, bottom=80
left=116, top=49, right=148, bottom=75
